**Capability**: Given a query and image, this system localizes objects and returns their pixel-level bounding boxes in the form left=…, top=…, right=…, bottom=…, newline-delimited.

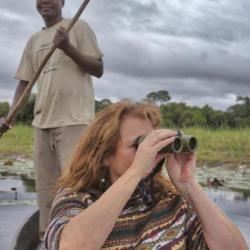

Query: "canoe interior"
left=13, top=210, right=40, bottom=250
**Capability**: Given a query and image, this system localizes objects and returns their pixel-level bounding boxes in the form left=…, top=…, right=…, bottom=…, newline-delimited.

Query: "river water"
left=0, top=159, right=249, bottom=249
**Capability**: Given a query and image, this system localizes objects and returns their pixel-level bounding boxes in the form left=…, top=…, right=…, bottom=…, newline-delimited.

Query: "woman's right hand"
left=129, top=129, right=177, bottom=178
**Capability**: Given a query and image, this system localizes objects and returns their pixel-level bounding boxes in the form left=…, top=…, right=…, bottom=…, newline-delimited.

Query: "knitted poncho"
left=45, top=188, right=209, bottom=250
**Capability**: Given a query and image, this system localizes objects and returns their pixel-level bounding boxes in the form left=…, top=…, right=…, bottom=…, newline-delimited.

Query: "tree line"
left=0, top=91, right=249, bottom=128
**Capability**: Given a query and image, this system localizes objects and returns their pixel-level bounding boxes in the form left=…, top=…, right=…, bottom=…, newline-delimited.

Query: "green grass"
left=184, top=127, right=250, bottom=165
left=0, top=125, right=33, bottom=158
left=1, top=125, right=250, bottom=166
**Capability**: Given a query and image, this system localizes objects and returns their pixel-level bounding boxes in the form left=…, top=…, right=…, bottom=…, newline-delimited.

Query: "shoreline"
left=1, top=126, right=250, bottom=166
left=1, top=154, right=250, bottom=169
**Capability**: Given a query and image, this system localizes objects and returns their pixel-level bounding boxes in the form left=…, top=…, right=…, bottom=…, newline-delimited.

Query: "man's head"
left=36, top=0, right=65, bottom=20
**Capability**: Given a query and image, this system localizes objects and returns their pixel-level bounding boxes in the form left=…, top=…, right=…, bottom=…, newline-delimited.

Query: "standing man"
left=1, top=0, right=103, bottom=237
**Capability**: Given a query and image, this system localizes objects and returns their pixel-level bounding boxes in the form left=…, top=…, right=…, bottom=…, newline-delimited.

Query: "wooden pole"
left=0, top=0, right=90, bottom=137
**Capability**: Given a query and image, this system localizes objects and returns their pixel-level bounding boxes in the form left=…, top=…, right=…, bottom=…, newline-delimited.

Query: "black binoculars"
left=138, top=131, right=198, bottom=153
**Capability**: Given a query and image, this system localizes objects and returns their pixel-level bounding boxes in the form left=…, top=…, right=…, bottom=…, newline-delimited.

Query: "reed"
left=184, top=127, right=250, bottom=165
left=0, top=125, right=33, bottom=158
left=0, top=125, right=250, bottom=166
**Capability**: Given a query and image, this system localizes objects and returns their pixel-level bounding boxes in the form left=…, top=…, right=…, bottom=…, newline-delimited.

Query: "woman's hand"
left=130, top=129, right=177, bottom=179
left=167, top=152, right=197, bottom=194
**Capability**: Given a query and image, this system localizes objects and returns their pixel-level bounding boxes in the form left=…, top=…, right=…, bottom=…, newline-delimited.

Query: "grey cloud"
left=0, top=0, right=36, bottom=17
left=101, top=33, right=250, bottom=85
left=87, top=0, right=250, bottom=44
left=0, top=0, right=249, bottom=111
left=0, top=69, right=15, bottom=90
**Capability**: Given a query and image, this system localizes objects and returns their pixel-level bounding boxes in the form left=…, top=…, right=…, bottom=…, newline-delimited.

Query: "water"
left=206, top=189, right=250, bottom=246
left=0, top=159, right=249, bottom=249
left=0, top=159, right=36, bottom=206
left=0, top=159, right=37, bottom=249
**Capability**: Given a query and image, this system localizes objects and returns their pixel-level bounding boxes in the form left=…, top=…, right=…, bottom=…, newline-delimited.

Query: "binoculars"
left=138, top=131, right=198, bottom=153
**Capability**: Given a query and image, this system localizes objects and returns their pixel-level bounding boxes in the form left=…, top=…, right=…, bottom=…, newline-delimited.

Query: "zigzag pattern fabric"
left=45, top=188, right=209, bottom=250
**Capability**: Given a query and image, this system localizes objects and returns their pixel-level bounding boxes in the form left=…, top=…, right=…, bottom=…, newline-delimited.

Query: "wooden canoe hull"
left=12, top=210, right=40, bottom=250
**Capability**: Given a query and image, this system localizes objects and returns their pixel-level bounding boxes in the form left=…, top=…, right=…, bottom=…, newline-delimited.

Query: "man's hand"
left=0, top=117, right=11, bottom=136
left=53, top=26, right=70, bottom=52
left=52, top=26, right=103, bottom=78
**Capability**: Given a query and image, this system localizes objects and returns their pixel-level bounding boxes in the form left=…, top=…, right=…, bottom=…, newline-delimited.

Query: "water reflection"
left=196, top=165, right=250, bottom=198
left=206, top=188, right=250, bottom=245
left=206, top=188, right=250, bottom=217
left=0, top=176, right=36, bottom=204
left=19, top=174, right=36, bottom=193
left=0, top=160, right=36, bottom=203
left=0, top=172, right=35, bottom=193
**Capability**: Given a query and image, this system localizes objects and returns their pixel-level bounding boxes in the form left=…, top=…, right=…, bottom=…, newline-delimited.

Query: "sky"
left=0, top=0, right=249, bottom=111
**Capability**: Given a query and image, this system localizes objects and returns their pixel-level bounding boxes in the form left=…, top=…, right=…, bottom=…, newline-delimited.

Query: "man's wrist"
left=62, top=42, right=74, bottom=55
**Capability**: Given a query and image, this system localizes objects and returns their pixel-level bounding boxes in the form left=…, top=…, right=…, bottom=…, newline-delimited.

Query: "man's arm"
left=10, top=80, right=30, bottom=114
left=53, top=26, right=103, bottom=78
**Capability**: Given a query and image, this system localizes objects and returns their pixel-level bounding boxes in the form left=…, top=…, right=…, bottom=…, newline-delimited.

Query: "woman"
left=44, top=100, right=248, bottom=250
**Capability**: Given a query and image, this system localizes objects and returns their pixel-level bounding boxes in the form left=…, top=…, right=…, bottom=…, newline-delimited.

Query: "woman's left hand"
left=166, top=153, right=197, bottom=194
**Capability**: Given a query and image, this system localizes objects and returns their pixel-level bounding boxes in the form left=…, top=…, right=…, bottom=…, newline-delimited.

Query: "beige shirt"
left=15, top=19, right=103, bottom=129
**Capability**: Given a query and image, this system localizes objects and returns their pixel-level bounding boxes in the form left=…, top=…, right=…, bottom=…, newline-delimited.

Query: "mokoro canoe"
left=12, top=210, right=41, bottom=250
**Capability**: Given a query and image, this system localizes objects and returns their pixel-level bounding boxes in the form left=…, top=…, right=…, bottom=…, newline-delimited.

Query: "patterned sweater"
left=44, top=188, right=209, bottom=250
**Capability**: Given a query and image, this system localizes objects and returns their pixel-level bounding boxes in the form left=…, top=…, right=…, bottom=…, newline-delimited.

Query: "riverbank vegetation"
left=1, top=125, right=250, bottom=167
left=0, top=125, right=33, bottom=158
left=1, top=91, right=250, bottom=129
left=1, top=90, right=249, bottom=166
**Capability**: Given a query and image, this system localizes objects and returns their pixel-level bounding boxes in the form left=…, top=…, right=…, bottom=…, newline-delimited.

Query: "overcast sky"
left=0, top=0, right=249, bottom=110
